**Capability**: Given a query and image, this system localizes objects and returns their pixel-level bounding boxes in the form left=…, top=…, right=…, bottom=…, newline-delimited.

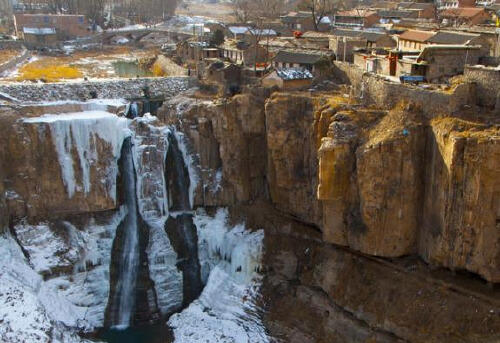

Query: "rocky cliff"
left=159, top=89, right=499, bottom=283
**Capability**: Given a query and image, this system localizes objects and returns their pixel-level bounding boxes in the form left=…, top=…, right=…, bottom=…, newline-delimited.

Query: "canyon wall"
left=160, top=88, right=499, bottom=283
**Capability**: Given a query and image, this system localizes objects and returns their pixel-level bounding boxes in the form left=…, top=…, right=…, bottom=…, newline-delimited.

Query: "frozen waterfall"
left=109, top=138, right=140, bottom=329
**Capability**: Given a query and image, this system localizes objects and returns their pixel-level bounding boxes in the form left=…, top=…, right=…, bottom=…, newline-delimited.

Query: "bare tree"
left=232, top=0, right=284, bottom=22
left=297, top=0, right=344, bottom=31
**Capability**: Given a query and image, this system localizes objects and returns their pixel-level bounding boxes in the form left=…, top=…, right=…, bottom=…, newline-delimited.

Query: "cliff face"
left=421, top=118, right=500, bottom=282
left=159, top=90, right=269, bottom=208
left=163, top=91, right=499, bottom=283
left=265, top=93, right=322, bottom=226
left=0, top=107, right=127, bottom=220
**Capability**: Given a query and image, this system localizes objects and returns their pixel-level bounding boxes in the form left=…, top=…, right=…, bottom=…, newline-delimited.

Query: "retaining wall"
left=464, top=65, right=500, bottom=111
left=332, top=62, right=477, bottom=117
left=0, top=76, right=195, bottom=102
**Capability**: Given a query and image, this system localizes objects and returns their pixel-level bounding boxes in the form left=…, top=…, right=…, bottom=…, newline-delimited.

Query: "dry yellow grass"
left=17, top=65, right=83, bottom=82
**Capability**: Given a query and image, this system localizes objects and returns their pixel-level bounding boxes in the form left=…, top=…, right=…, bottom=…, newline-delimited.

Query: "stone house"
left=221, top=39, right=268, bottom=67
left=440, top=7, right=491, bottom=25
left=177, top=40, right=220, bottom=62
left=281, top=11, right=314, bottom=31
left=333, top=9, right=380, bottom=28
left=205, top=61, right=242, bottom=95
left=22, top=27, right=57, bottom=48
left=273, top=49, right=329, bottom=74
left=354, top=45, right=483, bottom=82
left=329, top=29, right=396, bottom=62
left=262, top=68, right=313, bottom=90
left=14, top=14, right=89, bottom=40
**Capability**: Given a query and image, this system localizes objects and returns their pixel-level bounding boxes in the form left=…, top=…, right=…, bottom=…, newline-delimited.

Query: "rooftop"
left=23, top=27, right=56, bottom=35
left=426, top=31, right=480, bottom=44
left=275, top=68, right=313, bottom=80
left=398, top=29, right=435, bottom=42
left=336, top=9, right=378, bottom=17
left=274, top=50, right=327, bottom=64
left=441, top=7, right=486, bottom=18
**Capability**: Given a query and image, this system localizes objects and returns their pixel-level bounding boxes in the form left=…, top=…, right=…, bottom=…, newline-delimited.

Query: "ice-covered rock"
left=23, top=111, right=129, bottom=199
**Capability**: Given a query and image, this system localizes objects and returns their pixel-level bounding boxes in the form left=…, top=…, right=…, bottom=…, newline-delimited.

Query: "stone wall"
left=332, top=62, right=477, bottom=117
left=464, top=65, right=500, bottom=111
left=0, top=77, right=195, bottom=102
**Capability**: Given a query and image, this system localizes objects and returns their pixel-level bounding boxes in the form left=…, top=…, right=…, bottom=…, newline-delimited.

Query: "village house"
left=397, top=2, right=437, bottom=19
left=273, top=49, right=330, bottom=75
left=177, top=40, right=220, bottom=63
left=354, top=44, right=483, bottom=82
left=22, top=27, right=57, bottom=48
left=329, top=29, right=396, bottom=62
left=437, top=0, right=475, bottom=9
left=440, top=7, right=491, bottom=25
left=205, top=61, right=242, bottom=95
left=221, top=39, right=268, bottom=67
left=280, top=11, right=331, bottom=32
left=333, top=9, right=381, bottom=28
left=397, top=30, right=436, bottom=51
left=14, top=14, right=89, bottom=40
left=377, top=9, right=420, bottom=22
left=262, top=68, right=313, bottom=90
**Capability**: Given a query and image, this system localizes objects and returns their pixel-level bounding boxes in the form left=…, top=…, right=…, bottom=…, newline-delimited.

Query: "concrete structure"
left=14, top=14, right=90, bottom=40
left=262, top=68, right=313, bottom=90
left=329, top=29, right=396, bottom=61
left=333, top=9, right=380, bottom=28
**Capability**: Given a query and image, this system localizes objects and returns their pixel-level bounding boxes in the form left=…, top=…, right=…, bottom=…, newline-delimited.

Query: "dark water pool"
left=86, top=324, right=174, bottom=343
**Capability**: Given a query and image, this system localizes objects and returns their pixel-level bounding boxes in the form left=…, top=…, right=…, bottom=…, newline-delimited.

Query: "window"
left=78, top=17, right=84, bottom=24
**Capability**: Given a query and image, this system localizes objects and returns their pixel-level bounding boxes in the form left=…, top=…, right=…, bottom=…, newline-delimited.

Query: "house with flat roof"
left=273, top=49, right=331, bottom=74
left=262, top=68, right=313, bottom=90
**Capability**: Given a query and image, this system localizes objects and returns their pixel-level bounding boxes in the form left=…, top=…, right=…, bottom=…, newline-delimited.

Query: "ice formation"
left=24, top=111, right=129, bottom=199
left=6, top=208, right=126, bottom=336
left=169, top=208, right=268, bottom=343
